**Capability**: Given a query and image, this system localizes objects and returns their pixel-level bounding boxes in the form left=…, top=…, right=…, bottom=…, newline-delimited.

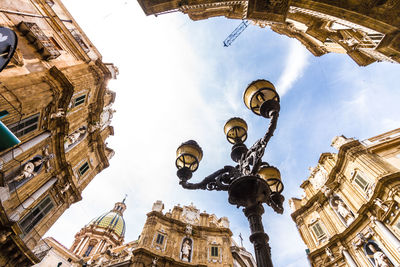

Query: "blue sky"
left=46, top=0, right=400, bottom=266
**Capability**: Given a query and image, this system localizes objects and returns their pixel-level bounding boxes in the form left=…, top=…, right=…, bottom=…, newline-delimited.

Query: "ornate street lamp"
left=175, top=79, right=284, bottom=267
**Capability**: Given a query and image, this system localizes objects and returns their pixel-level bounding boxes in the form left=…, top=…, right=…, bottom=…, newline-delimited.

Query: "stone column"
left=372, top=217, right=400, bottom=252
left=74, top=236, right=86, bottom=254
left=340, top=246, right=358, bottom=267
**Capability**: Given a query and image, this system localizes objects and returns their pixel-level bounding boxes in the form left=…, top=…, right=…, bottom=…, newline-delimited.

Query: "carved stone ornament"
left=50, top=108, right=65, bottom=119
left=182, top=205, right=200, bottom=225
left=322, top=185, right=333, bottom=198
left=325, top=247, right=334, bottom=261
left=100, top=106, right=115, bottom=127
left=309, top=165, right=328, bottom=190
left=331, top=135, right=354, bottom=150
left=152, top=257, right=158, bottom=267
left=307, top=211, right=320, bottom=225
left=374, top=198, right=389, bottom=212
left=152, top=200, right=164, bottom=212
left=185, top=224, right=193, bottom=235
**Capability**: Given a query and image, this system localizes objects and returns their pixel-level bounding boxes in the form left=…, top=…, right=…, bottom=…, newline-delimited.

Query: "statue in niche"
left=64, top=126, right=87, bottom=149
left=7, top=155, right=51, bottom=185
left=374, top=198, right=389, bottom=212
left=325, top=247, right=334, bottom=261
left=50, top=108, right=65, bottom=119
left=181, top=239, right=192, bottom=262
left=330, top=195, right=355, bottom=225
left=366, top=242, right=393, bottom=267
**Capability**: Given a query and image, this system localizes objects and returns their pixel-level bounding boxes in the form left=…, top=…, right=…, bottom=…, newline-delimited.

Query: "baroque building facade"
left=137, top=0, right=400, bottom=66
left=0, top=0, right=117, bottom=266
left=290, top=128, right=400, bottom=267
left=36, top=200, right=256, bottom=267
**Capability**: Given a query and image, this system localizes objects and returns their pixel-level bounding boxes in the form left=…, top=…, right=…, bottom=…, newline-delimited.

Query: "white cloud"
left=276, top=40, right=310, bottom=96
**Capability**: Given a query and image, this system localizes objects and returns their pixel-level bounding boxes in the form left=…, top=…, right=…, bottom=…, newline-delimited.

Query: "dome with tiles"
left=88, top=200, right=126, bottom=238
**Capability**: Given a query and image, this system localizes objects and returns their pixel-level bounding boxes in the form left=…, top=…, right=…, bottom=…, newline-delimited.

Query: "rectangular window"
left=211, top=246, right=219, bottom=257
left=8, top=113, right=40, bottom=138
left=72, top=95, right=86, bottom=108
left=84, top=245, right=94, bottom=257
left=19, top=195, right=54, bottom=234
left=354, top=174, right=369, bottom=191
left=156, top=233, right=164, bottom=245
left=78, top=162, right=90, bottom=176
left=311, top=222, right=325, bottom=240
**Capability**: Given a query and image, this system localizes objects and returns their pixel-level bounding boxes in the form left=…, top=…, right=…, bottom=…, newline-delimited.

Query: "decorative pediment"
left=307, top=211, right=320, bottom=225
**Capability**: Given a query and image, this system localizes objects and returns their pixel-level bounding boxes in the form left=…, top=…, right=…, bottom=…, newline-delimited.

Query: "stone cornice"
left=146, top=211, right=233, bottom=236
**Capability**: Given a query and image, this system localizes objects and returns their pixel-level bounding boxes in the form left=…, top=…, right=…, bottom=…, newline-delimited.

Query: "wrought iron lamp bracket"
left=238, top=111, right=279, bottom=176
left=179, top=165, right=240, bottom=191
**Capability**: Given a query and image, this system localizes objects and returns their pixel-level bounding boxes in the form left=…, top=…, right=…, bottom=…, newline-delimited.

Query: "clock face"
left=182, top=208, right=199, bottom=224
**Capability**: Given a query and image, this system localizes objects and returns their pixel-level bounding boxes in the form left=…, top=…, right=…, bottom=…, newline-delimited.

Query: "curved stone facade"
left=290, top=128, right=400, bottom=266
left=0, top=0, right=117, bottom=265
left=137, top=0, right=400, bottom=66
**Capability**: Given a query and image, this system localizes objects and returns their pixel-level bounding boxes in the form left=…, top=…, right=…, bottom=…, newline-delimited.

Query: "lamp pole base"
left=243, top=204, right=273, bottom=267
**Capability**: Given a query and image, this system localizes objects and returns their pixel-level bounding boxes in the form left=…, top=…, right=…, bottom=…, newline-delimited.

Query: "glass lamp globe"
left=243, top=80, right=280, bottom=118
left=224, top=117, right=248, bottom=145
left=258, top=165, right=283, bottom=193
left=175, top=140, right=203, bottom=172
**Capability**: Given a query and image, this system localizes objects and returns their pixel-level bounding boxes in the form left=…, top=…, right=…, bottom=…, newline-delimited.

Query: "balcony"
left=17, top=21, right=61, bottom=60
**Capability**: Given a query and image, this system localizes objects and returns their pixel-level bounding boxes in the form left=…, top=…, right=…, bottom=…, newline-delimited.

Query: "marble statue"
left=181, top=239, right=191, bottom=262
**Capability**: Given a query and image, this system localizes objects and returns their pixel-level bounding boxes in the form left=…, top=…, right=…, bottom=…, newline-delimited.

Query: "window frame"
left=83, top=245, right=94, bottom=257
left=78, top=161, right=90, bottom=177
left=8, top=113, right=40, bottom=138
left=19, top=195, right=54, bottom=235
left=310, top=221, right=327, bottom=243
left=211, top=246, right=219, bottom=257
left=353, top=173, right=369, bottom=191
left=71, top=94, right=87, bottom=108
left=156, top=233, right=165, bottom=245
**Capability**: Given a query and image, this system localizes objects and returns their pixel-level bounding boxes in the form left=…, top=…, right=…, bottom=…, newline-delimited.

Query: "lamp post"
left=175, top=80, right=284, bottom=267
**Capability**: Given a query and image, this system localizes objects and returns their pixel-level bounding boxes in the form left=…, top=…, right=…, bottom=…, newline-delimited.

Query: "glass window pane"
left=19, top=196, right=54, bottom=234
